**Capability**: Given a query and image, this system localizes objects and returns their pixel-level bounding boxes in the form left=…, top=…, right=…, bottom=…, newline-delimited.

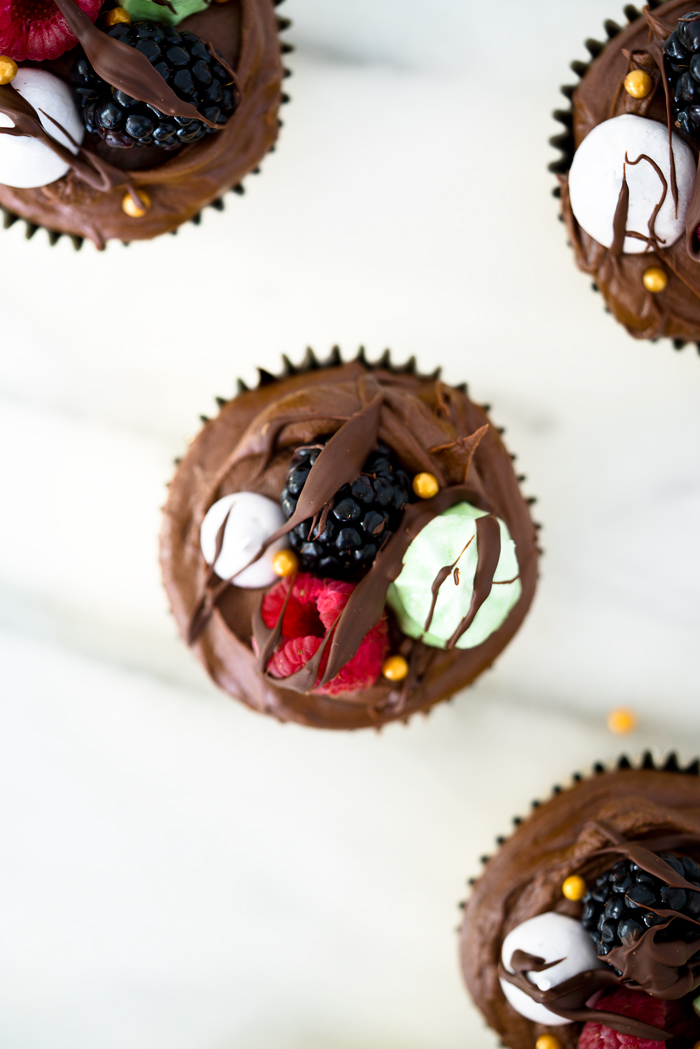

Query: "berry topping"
left=578, top=987, right=695, bottom=1048
left=261, top=573, right=390, bottom=695
left=0, top=0, right=101, bottom=61
left=70, top=22, right=238, bottom=149
left=582, top=855, right=700, bottom=958
left=665, top=14, right=700, bottom=139
left=280, top=441, right=412, bottom=582
left=578, top=989, right=665, bottom=1048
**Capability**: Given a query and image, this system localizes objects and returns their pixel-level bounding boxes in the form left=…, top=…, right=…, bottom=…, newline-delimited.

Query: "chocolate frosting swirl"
left=0, top=0, right=283, bottom=245
left=559, top=0, right=700, bottom=340
left=461, top=765, right=700, bottom=1049
left=160, top=356, right=539, bottom=730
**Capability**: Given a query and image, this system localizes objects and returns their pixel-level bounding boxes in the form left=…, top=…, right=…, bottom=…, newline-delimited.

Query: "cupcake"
left=159, top=348, right=540, bottom=731
left=0, top=0, right=287, bottom=248
left=460, top=753, right=700, bottom=1049
left=552, top=0, right=700, bottom=347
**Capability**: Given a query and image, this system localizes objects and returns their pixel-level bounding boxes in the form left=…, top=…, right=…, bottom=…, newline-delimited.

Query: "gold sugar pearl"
left=607, top=707, right=637, bottom=735
left=103, top=6, right=131, bottom=24
left=535, top=1037, right=562, bottom=1049
left=272, top=549, right=298, bottom=578
left=0, top=56, right=18, bottom=86
left=122, top=190, right=151, bottom=218
left=382, top=655, right=409, bottom=682
left=561, top=875, right=587, bottom=901
left=624, top=69, right=653, bottom=99
left=643, top=267, right=668, bottom=293
left=412, top=472, right=440, bottom=499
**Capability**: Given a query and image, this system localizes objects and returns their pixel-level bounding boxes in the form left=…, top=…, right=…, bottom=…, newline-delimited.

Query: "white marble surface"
left=1, top=1, right=700, bottom=1047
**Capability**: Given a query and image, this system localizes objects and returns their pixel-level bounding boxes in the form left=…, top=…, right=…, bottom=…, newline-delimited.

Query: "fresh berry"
left=70, top=22, right=238, bottom=149
left=261, top=573, right=390, bottom=695
left=280, top=440, right=412, bottom=581
left=581, top=855, right=700, bottom=958
left=578, top=987, right=669, bottom=1048
left=0, top=0, right=102, bottom=61
left=665, top=14, right=700, bottom=139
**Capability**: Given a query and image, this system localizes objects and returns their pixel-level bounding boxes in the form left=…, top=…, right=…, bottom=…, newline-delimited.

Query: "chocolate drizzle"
left=51, top=0, right=225, bottom=127
left=498, top=959, right=671, bottom=1040
left=424, top=537, right=473, bottom=634
left=611, top=164, right=631, bottom=255
left=0, top=84, right=136, bottom=197
left=446, top=515, right=502, bottom=650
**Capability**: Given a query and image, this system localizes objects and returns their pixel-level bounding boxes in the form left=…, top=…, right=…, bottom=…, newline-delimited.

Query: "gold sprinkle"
left=624, top=69, right=653, bottom=100
left=272, top=549, right=298, bottom=578
left=412, top=472, right=439, bottom=499
left=382, top=655, right=409, bottom=682
left=0, top=56, right=18, bottom=86
left=607, top=708, right=637, bottom=735
left=122, top=190, right=151, bottom=218
left=643, top=267, right=668, bottom=293
left=561, top=875, right=587, bottom=901
left=536, top=1037, right=562, bottom=1049
left=103, top=6, right=131, bottom=25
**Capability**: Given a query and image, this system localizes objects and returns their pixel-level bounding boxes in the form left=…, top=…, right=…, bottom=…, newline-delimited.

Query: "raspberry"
left=578, top=987, right=686, bottom=1048
left=0, top=0, right=101, bottom=61
left=262, top=573, right=389, bottom=694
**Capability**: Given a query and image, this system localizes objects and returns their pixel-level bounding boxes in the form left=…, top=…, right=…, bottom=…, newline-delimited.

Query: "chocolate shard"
left=51, top=0, right=222, bottom=127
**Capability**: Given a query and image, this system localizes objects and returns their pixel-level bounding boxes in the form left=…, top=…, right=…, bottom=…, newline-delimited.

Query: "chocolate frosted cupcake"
left=460, top=754, right=700, bottom=1049
left=0, top=0, right=287, bottom=248
left=552, top=0, right=700, bottom=347
left=159, top=349, right=540, bottom=731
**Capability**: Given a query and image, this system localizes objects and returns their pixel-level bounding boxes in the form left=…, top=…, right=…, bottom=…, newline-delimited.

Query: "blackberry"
left=70, top=22, right=238, bottom=150
left=581, top=855, right=700, bottom=960
left=281, top=440, right=412, bottom=581
left=665, top=13, right=700, bottom=139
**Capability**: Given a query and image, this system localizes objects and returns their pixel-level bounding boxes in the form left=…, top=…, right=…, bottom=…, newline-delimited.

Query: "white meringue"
left=200, top=492, right=287, bottom=589
left=568, top=114, right=695, bottom=255
left=0, top=69, right=84, bottom=189
left=499, top=911, right=603, bottom=1026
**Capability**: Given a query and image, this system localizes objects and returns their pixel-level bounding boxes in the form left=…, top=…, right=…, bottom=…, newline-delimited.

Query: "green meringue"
left=387, top=502, right=521, bottom=650
left=122, top=0, right=209, bottom=27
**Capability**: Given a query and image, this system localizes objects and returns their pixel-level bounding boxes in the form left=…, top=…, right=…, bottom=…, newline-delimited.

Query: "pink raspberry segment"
left=0, top=0, right=102, bottom=62
left=578, top=988, right=675, bottom=1049
left=262, top=573, right=389, bottom=694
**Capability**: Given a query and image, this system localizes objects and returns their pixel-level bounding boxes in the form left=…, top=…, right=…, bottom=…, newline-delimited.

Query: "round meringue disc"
left=568, top=114, right=695, bottom=255
left=0, top=68, right=83, bottom=189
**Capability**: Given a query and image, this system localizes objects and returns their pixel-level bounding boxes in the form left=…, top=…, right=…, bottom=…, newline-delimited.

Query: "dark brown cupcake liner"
left=461, top=750, right=700, bottom=895
left=0, top=0, right=292, bottom=250
left=549, top=0, right=700, bottom=354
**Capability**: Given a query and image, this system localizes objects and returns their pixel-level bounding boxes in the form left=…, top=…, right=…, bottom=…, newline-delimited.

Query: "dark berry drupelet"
left=665, top=13, right=700, bottom=139
left=582, top=855, right=700, bottom=961
left=71, top=22, right=238, bottom=150
left=281, top=441, right=412, bottom=582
